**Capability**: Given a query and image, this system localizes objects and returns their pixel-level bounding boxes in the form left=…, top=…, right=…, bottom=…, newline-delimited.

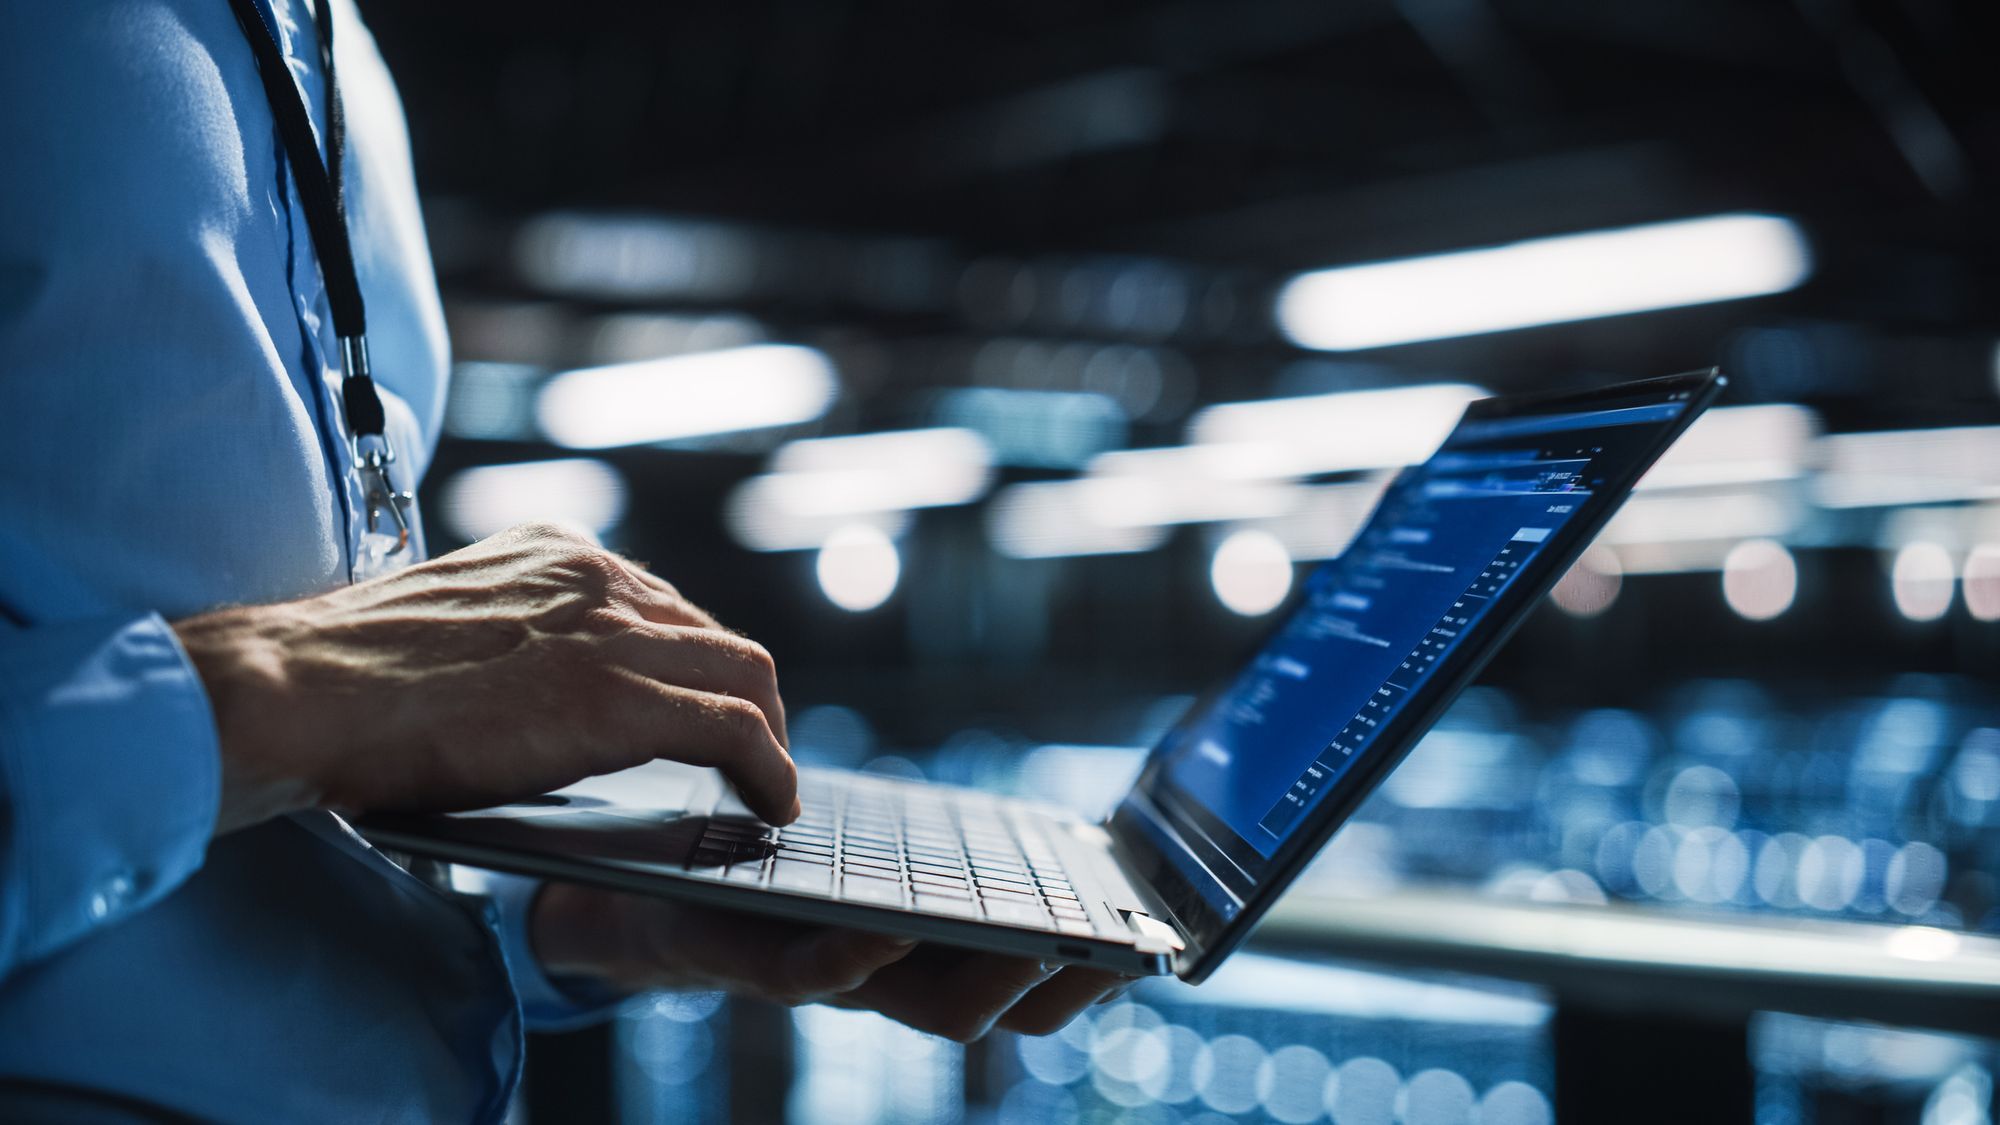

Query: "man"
left=0, top=2, right=1127, bottom=1119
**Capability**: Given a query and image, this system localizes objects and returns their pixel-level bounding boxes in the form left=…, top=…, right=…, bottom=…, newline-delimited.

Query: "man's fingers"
left=611, top=626, right=789, bottom=749
left=603, top=895, right=918, bottom=1001
left=607, top=674, right=798, bottom=824
left=644, top=905, right=907, bottom=999
left=596, top=552, right=784, bottom=744
left=828, top=949, right=1061, bottom=1043
left=611, top=556, right=721, bottom=629
left=992, top=969, right=1134, bottom=1036
left=779, top=929, right=918, bottom=1002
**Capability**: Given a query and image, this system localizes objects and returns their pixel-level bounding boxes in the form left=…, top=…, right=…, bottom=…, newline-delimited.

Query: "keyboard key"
left=979, top=864, right=1031, bottom=877
left=770, top=860, right=833, bottom=894
left=687, top=848, right=732, bottom=869
left=777, top=847, right=834, bottom=865
left=973, top=866, right=1031, bottom=882
left=842, top=853, right=899, bottom=871
left=914, top=894, right=980, bottom=918
left=1042, top=887, right=1080, bottom=902
left=1050, top=905, right=1089, bottom=921
left=981, top=899, right=1051, bottom=928
left=1055, top=919, right=1096, bottom=936
left=723, top=863, right=768, bottom=883
left=909, top=874, right=970, bottom=895
left=843, top=844, right=900, bottom=863
left=840, top=874, right=905, bottom=907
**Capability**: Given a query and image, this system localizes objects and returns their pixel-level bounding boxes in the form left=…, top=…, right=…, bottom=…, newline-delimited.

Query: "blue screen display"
left=1156, top=399, right=1687, bottom=863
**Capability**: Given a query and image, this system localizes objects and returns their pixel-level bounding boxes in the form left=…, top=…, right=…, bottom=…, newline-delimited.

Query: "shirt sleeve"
left=0, top=613, right=222, bottom=981
left=478, top=872, right=630, bottom=1032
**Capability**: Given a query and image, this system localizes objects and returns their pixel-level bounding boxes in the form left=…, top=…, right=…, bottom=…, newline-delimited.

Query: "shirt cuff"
left=0, top=613, right=221, bottom=969
left=480, top=872, right=630, bottom=1031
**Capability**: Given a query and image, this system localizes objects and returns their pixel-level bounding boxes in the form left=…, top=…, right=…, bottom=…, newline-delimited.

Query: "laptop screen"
left=1114, top=372, right=1721, bottom=978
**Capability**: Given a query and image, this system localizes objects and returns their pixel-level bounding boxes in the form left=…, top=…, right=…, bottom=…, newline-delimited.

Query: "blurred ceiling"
left=353, top=0, right=2000, bottom=731
left=362, top=0, right=1998, bottom=413
left=366, top=0, right=1992, bottom=245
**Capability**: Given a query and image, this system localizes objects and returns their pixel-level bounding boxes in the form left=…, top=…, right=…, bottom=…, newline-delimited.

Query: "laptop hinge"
left=1119, top=909, right=1187, bottom=952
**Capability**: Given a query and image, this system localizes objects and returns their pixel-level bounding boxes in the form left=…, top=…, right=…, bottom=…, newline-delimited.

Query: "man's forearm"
left=166, top=522, right=797, bottom=838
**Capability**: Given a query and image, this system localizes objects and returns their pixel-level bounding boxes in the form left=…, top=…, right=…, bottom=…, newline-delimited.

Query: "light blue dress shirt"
left=0, top=2, right=606, bottom=1119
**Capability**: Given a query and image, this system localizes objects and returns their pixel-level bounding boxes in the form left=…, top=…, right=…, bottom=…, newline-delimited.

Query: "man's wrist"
left=172, top=605, right=324, bottom=834
left=501, top=877, right=635, bottom=1025
left=527, top=881, right=631, bottom=984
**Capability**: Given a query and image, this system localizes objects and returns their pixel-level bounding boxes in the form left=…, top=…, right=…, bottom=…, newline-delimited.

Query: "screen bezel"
left=1107, top=369, right=1726, bottom=983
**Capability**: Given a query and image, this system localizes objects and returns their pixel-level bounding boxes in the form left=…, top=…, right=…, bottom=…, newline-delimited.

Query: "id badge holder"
left=351, top=432, right=416, bottom=583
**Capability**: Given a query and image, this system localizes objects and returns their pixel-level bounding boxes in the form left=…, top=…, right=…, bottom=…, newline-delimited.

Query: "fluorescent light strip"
left=720, top=428, right=997, bottom=550
left=985, top=481, right=1171, bottom=558
left=536, top=345, right=837, bottom=449
left=1635, top=404, right=1820, bottom=491
left=724, top=503, right=909, bottom=553
left=1602, top=488, right=1803, bottom=546
left=439, top=458, right=628, bottom=543
left=773, top=427, right=993, bottom=476
left=1187, top=383, right=1487, bottom=475
left=1228, top=478, right=1393, bottom=560
left=1276, top=213, right=1812, bottom=351
left=1814, top=425, right=2000, bottom=509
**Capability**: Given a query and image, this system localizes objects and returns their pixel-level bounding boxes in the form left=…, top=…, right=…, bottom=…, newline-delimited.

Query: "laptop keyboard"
left=686, top=773, right=1106, bottom=937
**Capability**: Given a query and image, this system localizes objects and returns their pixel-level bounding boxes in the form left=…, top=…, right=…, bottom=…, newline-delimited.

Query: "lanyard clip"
left=338, top=335, right=410, bottom=558
left=354, top=434, right=413, bottom=555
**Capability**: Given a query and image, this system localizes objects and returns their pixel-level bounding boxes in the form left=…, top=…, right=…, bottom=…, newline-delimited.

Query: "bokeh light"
left=1722, top=538, right=1798, bottom=620
left=816, top=524, right=900, bottom=611
left=1892, top=542, right=1957, bottom=621
left=1964, top=544, right=2000, bottom=621
left=1551, top=546, right=1623, bottom=618
left=1211, top=529, right=1294, bottom=616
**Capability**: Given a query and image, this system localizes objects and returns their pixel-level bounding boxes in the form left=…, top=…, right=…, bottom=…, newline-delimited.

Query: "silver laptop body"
left=362, top=372, right=1723, bottom=983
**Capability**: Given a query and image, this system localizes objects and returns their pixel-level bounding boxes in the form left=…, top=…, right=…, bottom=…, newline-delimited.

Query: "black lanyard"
left=227, top=0, right=410, bottom=550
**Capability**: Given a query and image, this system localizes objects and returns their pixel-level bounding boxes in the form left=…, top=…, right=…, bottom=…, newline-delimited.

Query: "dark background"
left=356, top=0, right=1999, bottom=747
left=349, top=3, right=2000, bottom=1121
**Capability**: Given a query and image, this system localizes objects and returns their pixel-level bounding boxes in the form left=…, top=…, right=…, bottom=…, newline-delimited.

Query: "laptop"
left=360, top=370, right=1724, bottom=984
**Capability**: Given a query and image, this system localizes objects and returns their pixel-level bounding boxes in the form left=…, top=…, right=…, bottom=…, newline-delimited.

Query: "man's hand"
left=173, top=522, right=797, bottom=834
left=531, top=883, right=1136, bottom=1042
